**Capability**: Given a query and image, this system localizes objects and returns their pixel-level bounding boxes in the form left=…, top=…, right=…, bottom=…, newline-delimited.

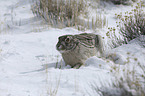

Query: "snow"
left=0, top=0, right=144, bottom=96
left=106, top=35, right=145, bottom=65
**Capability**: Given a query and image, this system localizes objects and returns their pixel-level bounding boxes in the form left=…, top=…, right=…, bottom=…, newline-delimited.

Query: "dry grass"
left=31, top=0, right=86, bottom=28
left=105, top=0, right=145, bottom=49
left=116, top=1, right=145, bottom=43
left=92, top=55, right=145, bottom=96
left=31, top=0, right=107, bottom=31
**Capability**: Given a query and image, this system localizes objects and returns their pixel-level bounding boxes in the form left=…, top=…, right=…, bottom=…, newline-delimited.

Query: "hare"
left=56, top=33, right=103, bottom=68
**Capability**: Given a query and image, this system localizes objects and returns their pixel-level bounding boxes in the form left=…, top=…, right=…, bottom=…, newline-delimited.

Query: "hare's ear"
left=58, top=36, right=63, bottom=40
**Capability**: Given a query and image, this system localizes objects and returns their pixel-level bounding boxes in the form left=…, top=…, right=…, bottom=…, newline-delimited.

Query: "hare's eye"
left=65, top=37, right=70, bottom=43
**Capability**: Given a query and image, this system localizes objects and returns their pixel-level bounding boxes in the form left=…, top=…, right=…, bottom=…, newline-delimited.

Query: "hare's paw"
left=72, top=63, right=84, bottom=69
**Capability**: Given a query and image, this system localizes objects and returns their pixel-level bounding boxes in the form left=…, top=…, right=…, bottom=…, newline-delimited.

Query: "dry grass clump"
left=105, top=27, right=124, bottom=48
left=31, top=0, right=107, bottom=30
left=116, top=1, right=145, bottom=43
left=104, top=1, right=145, bottom=49
left=112, top=63, right=144, bottom=96
left=91, top=62, right=145, bottom=96
left=114, top=64, right=144, bottom=96
left=31, top=0, right=86, bottom=28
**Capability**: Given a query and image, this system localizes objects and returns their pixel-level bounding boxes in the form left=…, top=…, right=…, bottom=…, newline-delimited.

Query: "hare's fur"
left=62, top=43, right=98, bottom=68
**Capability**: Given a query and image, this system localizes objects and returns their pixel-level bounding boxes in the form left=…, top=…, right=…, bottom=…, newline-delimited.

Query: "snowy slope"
left=0, top=28, right=115, bottom=96
left=0, top=0, right=144, bottom=96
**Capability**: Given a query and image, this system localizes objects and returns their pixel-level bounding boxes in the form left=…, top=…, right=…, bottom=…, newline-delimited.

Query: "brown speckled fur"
left=56, top=33, right=103, bottom=68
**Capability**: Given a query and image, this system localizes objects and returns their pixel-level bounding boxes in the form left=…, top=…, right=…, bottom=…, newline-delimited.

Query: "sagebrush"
left=116, top=1, right=145, bottom=43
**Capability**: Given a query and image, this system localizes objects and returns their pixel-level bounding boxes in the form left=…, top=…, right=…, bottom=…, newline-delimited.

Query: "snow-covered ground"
left=0, top=0, right=144, bottom=96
